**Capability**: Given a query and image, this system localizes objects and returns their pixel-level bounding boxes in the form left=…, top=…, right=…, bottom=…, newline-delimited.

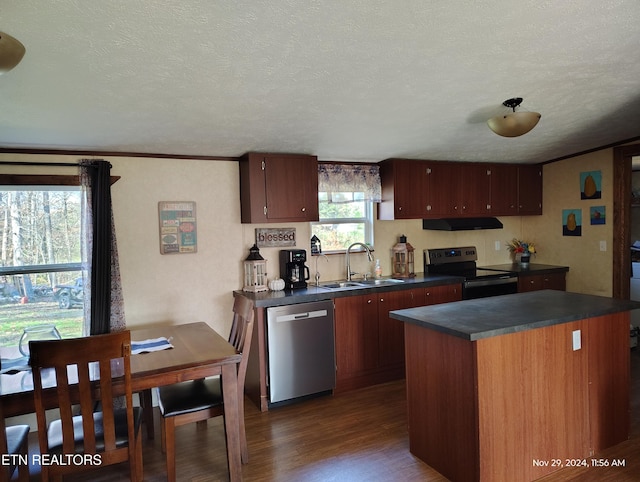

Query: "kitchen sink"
left=317, top=281, right=364, bottom=289
left=357, top=278, right=405, bottom=286
left=316, top=278, right=406, bottom=290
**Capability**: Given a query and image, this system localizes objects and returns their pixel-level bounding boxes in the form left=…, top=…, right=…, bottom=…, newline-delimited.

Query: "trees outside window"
left=311, top=192, right=374, bottom=252
left=0, top=187, right=83, bottom=349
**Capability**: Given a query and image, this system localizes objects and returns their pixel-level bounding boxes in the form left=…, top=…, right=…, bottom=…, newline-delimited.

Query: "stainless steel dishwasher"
left=266, top=299, right=335, bottom=406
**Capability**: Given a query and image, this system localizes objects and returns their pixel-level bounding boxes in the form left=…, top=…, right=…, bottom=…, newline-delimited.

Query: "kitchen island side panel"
left=403, top=311, right=630, bottom=482
left=404, top=322, right=479, bottom=482
left=475, top=319, right=591, bottom=481
left=587, top=312, right=630, bottom=452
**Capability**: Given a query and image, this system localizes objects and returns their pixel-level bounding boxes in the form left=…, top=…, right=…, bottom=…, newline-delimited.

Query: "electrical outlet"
left=572, top=330, right=581, bottom=351
left=600, top=240, right=607, bottom=251
left=495, top=241, right=501, bottom=251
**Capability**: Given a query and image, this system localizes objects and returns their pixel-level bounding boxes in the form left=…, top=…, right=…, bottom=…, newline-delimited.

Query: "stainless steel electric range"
left=424, top=246, right=517, bottom=300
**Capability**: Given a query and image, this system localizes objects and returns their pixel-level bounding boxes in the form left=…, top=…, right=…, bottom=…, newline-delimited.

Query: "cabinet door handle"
left=301, top=207, right=306, bottom=212
left=379, top=298, right=384, bottom=302
left=367, top=299, right=372, bottom=304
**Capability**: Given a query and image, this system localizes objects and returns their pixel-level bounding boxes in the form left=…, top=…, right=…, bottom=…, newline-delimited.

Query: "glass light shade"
left=0, top=32, right=26, bottom=74
left=487, top=111, right=541, bottom=137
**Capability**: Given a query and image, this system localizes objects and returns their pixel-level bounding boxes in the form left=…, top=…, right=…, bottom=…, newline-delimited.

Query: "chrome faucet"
left=346, top=242, right=373, bottom=281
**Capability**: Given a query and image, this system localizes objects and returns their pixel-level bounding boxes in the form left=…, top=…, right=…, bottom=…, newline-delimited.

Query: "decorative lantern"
left=392, top=234, right=415, bottom=278
left=243, top=244, right=268, bottom=292
left=310, top=235, right=322, bottom=255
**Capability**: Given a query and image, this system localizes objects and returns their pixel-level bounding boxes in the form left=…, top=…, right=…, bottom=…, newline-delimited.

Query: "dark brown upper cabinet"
left=239, top=152, right=319, bottom=223
left=488, top=163, right=519, bottom=216
left=517, top=164, right=543, bottom=215
left=379, top=158, right=430, bottom=219
left=378, top=158, right=542, bottom=220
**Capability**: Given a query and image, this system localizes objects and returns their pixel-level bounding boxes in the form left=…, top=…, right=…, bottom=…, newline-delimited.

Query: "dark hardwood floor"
left=21, top=348, right=640, bottom=481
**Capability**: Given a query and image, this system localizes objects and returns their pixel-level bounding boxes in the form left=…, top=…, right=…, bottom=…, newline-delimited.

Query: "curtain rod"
left=0, top=160, right=109, bottom=168
left=0, top=161, right=80, bottom=167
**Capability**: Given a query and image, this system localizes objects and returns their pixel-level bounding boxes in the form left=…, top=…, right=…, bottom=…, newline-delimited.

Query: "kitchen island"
left=390, top=290, right=640, bottom=482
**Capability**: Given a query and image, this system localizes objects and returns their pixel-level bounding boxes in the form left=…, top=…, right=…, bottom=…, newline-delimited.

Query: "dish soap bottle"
left=374, top=259, right=382, bottom=278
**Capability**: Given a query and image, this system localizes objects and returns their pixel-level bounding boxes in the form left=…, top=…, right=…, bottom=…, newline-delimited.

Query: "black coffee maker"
left=279, top=249, right=310, bottom=290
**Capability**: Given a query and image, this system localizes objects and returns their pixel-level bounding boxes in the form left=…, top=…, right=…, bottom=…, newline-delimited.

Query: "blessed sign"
left=255, top=228, right=296, bottom=247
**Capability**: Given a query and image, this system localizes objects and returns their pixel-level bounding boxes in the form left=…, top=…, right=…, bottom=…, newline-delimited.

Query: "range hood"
left=422, top=217, right=503, bottom=231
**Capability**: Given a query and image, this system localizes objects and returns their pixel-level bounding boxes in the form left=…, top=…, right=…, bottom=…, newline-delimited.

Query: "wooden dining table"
left=0, top=322, right=244, bottom=482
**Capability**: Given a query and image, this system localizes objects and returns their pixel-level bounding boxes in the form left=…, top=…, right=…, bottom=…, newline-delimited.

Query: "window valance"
left=318, top=164, right=382, bottom=203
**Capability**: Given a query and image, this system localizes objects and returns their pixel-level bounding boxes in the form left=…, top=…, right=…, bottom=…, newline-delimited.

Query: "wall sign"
left=158, top=201, right=197, bottom=254
left=255, top=227, right=296, bottom=247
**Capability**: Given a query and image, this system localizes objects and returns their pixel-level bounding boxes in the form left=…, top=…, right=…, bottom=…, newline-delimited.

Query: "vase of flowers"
left=507, top=239, right=536, bottom=267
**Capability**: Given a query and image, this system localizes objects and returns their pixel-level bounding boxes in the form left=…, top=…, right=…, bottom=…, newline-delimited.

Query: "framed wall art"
left=580, top=170, right=602, bottom=199
left=158, top=201, right=197, bottom=254
left=562, top=208, right=582, bottom=236
left=590, top=206, right=606, bottom=225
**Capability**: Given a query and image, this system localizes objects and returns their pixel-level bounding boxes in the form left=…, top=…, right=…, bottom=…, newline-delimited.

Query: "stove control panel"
left=425, top=246, right=478, bottom=265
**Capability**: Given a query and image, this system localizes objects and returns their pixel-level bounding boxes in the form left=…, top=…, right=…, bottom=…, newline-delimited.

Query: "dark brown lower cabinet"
left=334, top=284, right=461, bottom=392
left=518, top=272, right=566, bottom=292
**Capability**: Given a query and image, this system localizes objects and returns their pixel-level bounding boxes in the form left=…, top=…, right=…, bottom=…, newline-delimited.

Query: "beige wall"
left=527, top=150, right=614, bottom=296
left=110, top=157, right=244, bottom=335
left=245, top=212, right=526, bottom=285
left=0, top=154, right=244, bottom=337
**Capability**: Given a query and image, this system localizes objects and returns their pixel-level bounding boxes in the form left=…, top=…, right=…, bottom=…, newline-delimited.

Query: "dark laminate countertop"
left=390, top=290, right=640, bottom=341
left=479, top=262, right=569, bottom=275
left=234, top=273, right=463, bottom=308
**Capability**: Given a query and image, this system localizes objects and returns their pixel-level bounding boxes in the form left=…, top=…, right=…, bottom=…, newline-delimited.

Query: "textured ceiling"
left=1, top=1, right=640, bottom=163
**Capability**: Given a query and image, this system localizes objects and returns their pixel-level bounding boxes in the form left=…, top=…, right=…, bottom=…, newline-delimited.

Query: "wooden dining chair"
left=0, top=399, right=30, bottom=482
left=29, top=330, right=143, bottom=482
left=156, top=296, right=254, bottom=482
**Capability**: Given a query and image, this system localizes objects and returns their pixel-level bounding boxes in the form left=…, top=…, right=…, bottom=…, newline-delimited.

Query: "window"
left=311, top=191, right=374, bottom=252
left=313, top=163, right=381, bottom=252
left=0, top=185, right=84, bottom=350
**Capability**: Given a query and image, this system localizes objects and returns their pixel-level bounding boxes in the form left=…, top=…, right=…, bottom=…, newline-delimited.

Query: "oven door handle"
left=464, top=276, right=518, bottom=288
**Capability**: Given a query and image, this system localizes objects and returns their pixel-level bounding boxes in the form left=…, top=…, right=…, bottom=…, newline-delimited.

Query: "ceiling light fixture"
left=487, top=97, right=541, bottom=137
left=0, top=31, right=26, bottom=74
